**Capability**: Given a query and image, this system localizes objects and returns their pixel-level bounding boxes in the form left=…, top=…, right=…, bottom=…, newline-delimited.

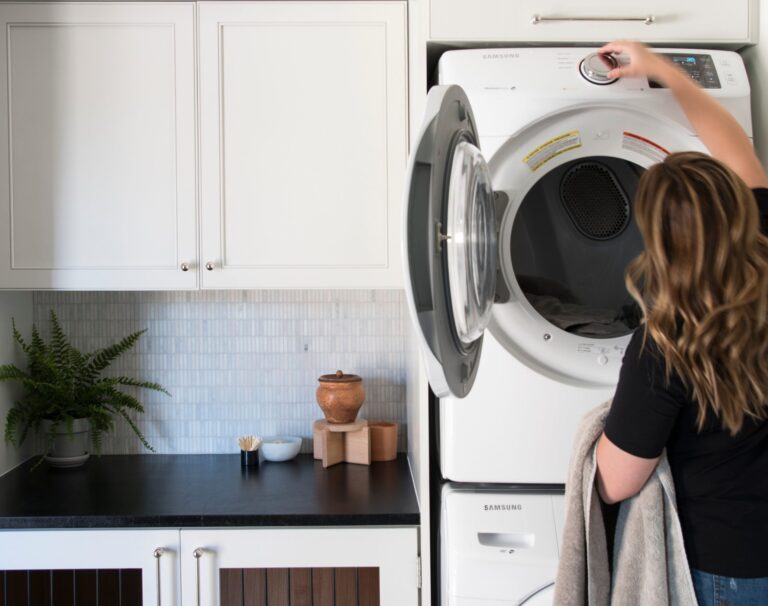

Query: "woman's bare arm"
left=600, top=40, right=768, bottom=189
left=595, top=432, right=659, bottom=504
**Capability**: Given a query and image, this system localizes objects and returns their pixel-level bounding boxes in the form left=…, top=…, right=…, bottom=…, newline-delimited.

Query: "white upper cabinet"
left=198, top=2, right=407, bottom=289
left=0, top=3, right=198, bottom=290
left=429, top=0, right=756, bottom=44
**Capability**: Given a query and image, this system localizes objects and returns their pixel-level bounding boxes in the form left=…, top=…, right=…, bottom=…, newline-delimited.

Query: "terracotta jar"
left=316, top=370, right=365, bottom=424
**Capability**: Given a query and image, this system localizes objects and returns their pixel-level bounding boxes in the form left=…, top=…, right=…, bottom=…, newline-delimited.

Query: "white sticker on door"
left=522, top=131, right=582, bottom=171
left=622, top=132, right=669, bottom=163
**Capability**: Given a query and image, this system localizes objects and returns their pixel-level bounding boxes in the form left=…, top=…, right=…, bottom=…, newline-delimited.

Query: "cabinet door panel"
left=180, top=527, right=418, bottom=606
left=199, top=2, right=407, bottom=288
left=51, top=570, right=75, bottom=606
left=0, top=529, right=180, bottom=606
left=0, top=3, right=197, bottom=289
left=429, top=0, right=754, bottom=44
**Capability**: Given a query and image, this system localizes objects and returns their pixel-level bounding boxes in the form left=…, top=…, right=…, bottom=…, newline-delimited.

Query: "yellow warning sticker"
left=523, top=131, right=582, bottom=171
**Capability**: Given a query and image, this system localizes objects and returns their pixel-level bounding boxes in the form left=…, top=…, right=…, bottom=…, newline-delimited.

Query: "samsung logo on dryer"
left=483, top=504, right=522, bottom=511
left=482, top=52, right=520, bottom=60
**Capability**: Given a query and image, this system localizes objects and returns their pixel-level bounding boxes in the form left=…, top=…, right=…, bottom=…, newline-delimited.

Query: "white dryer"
left=404, top=47, right=752, bottom=485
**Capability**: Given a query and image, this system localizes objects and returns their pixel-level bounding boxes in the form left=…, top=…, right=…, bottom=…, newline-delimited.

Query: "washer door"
left=403, top=85, right=497, bottom=398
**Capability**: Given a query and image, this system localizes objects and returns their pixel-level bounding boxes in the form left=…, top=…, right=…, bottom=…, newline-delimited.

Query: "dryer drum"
left=559, top=162, right=630, bottom=240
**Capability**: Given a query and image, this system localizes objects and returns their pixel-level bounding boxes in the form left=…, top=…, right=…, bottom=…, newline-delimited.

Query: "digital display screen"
left=649, top=54, right=720, bottom=89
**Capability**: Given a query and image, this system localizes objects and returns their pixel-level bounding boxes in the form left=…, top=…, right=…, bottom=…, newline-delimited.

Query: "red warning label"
left=622, top=132, right=669, bottom=163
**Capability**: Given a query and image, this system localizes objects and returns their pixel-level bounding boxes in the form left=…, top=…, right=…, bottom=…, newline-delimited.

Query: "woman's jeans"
left=692, top=569, right=768, bottom=605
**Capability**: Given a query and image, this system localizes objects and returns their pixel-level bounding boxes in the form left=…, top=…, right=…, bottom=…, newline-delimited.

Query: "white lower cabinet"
left=0, top=526, right=419, bottom=605
left=180, top=527, right=418, bottom=606
left=0, top=529, right=181, bottom=604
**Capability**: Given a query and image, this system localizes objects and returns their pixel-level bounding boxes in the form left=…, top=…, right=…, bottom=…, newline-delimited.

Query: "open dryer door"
left=403, top=85, right=497, bottom=399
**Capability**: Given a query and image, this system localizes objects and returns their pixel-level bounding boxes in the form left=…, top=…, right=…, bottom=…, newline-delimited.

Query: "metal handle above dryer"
left=531, top=14, right=655, bottom=25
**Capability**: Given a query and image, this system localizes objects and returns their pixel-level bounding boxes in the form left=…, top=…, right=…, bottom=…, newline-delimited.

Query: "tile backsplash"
left=32, top=291, right=409, bottom=455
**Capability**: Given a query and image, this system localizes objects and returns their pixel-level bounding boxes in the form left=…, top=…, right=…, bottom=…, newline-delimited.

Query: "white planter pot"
left=41, top=418, right=91, bottom=467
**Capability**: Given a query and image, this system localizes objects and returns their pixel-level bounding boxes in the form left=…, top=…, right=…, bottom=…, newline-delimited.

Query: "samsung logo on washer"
left=482, top=52, right=520, bottom=60
left=483, top=504, right=522, bottom=511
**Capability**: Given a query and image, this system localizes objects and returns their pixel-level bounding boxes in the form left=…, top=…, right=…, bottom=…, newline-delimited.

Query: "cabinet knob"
left=180, top=262, right=190, bottom=272
left=205, top=262, right=215, bottom=271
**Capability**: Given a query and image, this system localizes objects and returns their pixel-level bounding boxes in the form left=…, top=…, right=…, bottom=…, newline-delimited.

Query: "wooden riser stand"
left=313, top=420, right=371, bottom=468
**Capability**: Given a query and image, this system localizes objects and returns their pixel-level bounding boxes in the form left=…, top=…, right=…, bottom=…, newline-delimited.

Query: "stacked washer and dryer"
left=403, top=48, right=753, bottom=604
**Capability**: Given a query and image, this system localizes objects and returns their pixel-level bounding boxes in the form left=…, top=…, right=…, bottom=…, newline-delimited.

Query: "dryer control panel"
left=650, top=53, right=721, bottom=89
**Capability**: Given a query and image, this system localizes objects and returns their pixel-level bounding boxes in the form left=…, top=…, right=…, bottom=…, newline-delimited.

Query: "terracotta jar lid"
left=318, top=370, right=362, bottom=383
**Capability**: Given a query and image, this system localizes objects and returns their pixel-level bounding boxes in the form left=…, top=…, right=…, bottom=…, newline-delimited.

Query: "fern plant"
left=2, top=310, right=169, bottom=454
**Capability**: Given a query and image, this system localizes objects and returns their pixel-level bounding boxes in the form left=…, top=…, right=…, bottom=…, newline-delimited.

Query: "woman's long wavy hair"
left=626, top=151, right=768, bottom=434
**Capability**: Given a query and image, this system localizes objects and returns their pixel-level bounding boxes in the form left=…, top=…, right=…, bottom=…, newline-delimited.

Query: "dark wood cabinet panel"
left=266, top=569, right=289, bottom=606
left=221, top=568, right=244, bottom=606
left=312, top=568, right=335, bottom=606
left=121, top=569, right=142, bottom=606
left=221, top=567, right=380, bottom=606
left=74, top=570, right=97, bottom=606
left=52, top=570, right=75, bottom=606
left=243, top=568, right=266, bottom=606
left=96, top=570, right=119, bottom=605
left=1, top=569, right=143, bottom=606
left=6, top=571, right=28, bottom=605
left=334, top=568, right=357, bottom=606
left=29, top=570, right=51, bottom=606
left=357, top=568, right=379, bottom=606
left=289, top=568, right=311, bottom=606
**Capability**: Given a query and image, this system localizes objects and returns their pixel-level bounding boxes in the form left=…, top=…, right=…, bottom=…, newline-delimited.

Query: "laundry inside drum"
left=509, top=156, right=645, bottom=339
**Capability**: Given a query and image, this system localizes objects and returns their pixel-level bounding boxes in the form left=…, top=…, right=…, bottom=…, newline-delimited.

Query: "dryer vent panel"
left=560, top=162, right=630, bottom=240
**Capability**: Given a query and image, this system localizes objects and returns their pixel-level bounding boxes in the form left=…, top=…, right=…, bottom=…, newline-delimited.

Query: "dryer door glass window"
left=446, top=138, right=497, bottom=344
left=510, top=157, right=644, bottom=339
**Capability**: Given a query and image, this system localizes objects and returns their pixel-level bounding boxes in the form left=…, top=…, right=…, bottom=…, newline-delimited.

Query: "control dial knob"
left=579, top=53, right=618, bottom=85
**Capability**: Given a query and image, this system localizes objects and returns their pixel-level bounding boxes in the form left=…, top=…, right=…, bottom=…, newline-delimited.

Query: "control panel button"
left=579, top=53, right=618, bottom=85
left=597, top=354, right=609, bottom=366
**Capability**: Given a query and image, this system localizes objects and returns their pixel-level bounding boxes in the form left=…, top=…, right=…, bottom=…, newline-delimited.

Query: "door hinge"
left=416, top=556, right=422, bottom=589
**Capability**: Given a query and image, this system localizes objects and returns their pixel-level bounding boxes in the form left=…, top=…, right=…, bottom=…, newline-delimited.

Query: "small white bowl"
left=260, top=436, right=302, bottom=462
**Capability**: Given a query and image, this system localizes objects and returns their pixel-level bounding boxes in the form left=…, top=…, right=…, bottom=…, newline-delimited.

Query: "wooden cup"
left=369, top=421, right=398, bottom=462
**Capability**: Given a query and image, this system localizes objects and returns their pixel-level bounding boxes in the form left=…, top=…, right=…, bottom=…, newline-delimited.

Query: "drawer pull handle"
left=180, top=262, right=190, bottom=272
left=205, top=262, right=215, bottom=271
left=193, top=548, right=205, bottom=606
left=153, top=547, right=165, bottom=606
left=531, top=14, right=655, bottom=25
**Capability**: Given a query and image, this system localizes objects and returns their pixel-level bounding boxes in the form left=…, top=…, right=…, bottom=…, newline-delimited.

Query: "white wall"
left=0, top=292, right=33, bottom=475
left=743, top=2, right=768, bottom=166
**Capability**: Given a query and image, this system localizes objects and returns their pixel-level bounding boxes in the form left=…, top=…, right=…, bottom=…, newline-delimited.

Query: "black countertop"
left=0, top=454, right=420, bottom=529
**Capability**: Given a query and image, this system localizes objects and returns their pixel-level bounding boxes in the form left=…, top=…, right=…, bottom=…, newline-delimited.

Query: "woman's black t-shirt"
left=604, top=187, right=768, bottom=579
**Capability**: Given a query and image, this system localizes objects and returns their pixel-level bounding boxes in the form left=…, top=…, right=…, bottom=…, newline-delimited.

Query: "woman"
left=594, top=41, right=768, bottom=604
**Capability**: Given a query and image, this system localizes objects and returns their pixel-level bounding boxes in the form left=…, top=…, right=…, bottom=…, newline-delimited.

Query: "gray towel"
left=553, top=402, right=698, bottom=606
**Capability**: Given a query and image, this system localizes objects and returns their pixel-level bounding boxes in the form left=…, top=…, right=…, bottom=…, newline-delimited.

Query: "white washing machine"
left=402, top=47, right=752, bottom=603
left=441, top=485, right=566, bottom=605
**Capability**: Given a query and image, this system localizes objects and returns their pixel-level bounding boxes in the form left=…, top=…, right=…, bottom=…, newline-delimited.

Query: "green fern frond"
left=115, top=408, right=154, bottom=453
left=0, top=364, right=30, bottom=383
left=49, top=311, right=71, bottom=370
left=11, top=319, right=30, bottom=354
left=108, top=390, right=146, bottom=414
left=30, top=325, right=47, bottom=357
left=105, top=377, right=171, bottom=396
left=4, top=405, right=23, bottom=445
left=85, top=329, right=147, bottom=378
